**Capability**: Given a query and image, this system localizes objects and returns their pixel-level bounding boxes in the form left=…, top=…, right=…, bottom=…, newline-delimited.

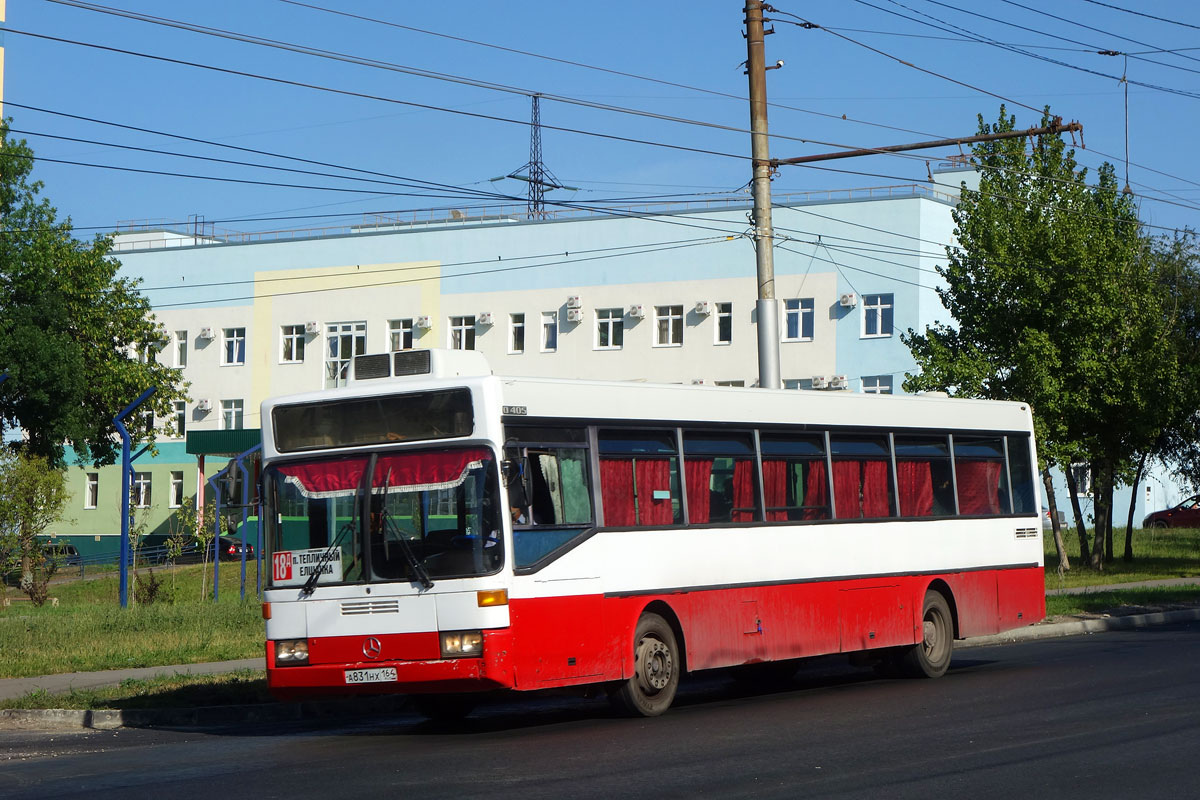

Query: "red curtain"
left=833, top=461, right=862, bottom=519
left=803, top=460, right=829, bottom=520
left=277, top=447, right=490, bottom=496
left=762, top=460, right=789, bottom=521
left=897, top=461, right=934, bottom=517
left=685, top=459, right=714, bottom=524
left=600, top=458, right=636, bottom=526
left=732, top=459, right=756, bottom=522
left=957, top=460, right=1002, bottom=514
left=636, top=458, right=675, bottom=525
left=861, top=460, right=891, bottom=518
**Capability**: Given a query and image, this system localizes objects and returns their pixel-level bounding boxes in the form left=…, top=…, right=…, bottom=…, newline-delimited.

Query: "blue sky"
left=6, top=0, right=1199, bottom=238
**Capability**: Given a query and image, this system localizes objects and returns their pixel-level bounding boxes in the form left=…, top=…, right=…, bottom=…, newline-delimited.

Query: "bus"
left=259, top=349, right=1044, bottom=717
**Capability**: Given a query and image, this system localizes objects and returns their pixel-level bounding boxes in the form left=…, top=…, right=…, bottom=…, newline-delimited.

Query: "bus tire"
left=900, top=590, right=953, bottom=679
left=611, top=613, right=680, bottom=717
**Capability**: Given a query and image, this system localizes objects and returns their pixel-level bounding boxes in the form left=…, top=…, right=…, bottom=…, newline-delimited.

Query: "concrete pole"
left=745, top=0, right=781, bottom=389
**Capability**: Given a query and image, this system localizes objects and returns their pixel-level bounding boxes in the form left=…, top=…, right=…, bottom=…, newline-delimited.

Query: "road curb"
left=0, top=694, right=411, bottom=731
left=5, top=609, right=1200, bottom=731
left=956, top=607, right=1200, bottom=648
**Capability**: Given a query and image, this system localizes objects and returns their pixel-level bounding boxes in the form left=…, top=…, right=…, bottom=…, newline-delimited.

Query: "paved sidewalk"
left=1045, top=575, right=1200, bottom=596
left=0, top=657, right=263, bottom=702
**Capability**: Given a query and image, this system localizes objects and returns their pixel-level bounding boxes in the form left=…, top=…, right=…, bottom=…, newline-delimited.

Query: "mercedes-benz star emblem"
left=363, top=636, right=383, bottom=660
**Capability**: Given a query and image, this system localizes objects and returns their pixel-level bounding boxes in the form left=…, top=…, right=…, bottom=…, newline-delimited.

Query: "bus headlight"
left=440, top=631, right=483, bottom=658
left=275, top=639, right=310, bottom=666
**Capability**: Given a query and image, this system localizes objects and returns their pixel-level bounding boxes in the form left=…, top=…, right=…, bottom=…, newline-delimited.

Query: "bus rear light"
left=275, top=639, right=310, bottom=666
left=261, top=602, right=272, bottom=620
left=440, top=631, right=483, bottom=658
left=477, top=589, right=508, bottom=607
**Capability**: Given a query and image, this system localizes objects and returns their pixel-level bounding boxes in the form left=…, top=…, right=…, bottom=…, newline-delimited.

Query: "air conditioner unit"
left=477, top=312, right=494, bottom=326
left=690, top=378, right=706, bottom=385
left=198, top=327, right=215, bottom=340
left=566, top=308, right=584, bottom=323
left=566, top=295, right=583, bottom=309
left=415, top=315, right=432, bottom=329
left=196, top=399, right=212, bottom=413
left=839, top=292, right=858, bottom=308
left=829, top=374, right=849, bottom=390
left=694, top=301, right=712, bottom=316
left=304, top=321, right=320, bottom=335
left=628, top=304, right=645, bottom=319
left=810, top=375, right=829, bottom=390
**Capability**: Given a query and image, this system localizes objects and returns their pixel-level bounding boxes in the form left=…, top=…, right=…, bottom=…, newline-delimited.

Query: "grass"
left=0, top=561, right=263, bottom=679
left=1044, top=525, right=1200, bottom=591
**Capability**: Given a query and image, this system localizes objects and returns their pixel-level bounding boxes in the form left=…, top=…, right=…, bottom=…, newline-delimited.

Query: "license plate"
left=344, top=667, right=398, bottom=685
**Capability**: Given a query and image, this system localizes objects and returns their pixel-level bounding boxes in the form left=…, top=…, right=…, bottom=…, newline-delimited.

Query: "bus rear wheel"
left=899, top=590, right=953, bottom=678
left=611, top=613, right=680, bottom=717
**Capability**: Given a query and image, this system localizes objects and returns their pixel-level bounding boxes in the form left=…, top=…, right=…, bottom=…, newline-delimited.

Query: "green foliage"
left=0, top=122, right=187, bottom=467
left=903, top=107, right=1197, bottom=565
left=0, top=450, right=69, bottom=604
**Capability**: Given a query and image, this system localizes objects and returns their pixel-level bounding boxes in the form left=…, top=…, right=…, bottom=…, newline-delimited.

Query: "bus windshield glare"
left=263, top=446, right=503, bottom=588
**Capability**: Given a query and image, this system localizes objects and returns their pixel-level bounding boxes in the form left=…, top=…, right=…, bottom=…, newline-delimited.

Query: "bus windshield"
left=263, top=446, right=503, bottom=588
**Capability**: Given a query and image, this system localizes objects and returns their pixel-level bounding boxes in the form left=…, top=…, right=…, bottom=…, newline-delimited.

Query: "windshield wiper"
left=377, top=467, right=434, bottom=589
left=300, top=454, right=375, bottom=597
left=299, top=521, right=353, bottom=597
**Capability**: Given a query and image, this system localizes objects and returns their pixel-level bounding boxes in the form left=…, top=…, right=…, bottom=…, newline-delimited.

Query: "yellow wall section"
left=250, top=260, right=441, bottom=411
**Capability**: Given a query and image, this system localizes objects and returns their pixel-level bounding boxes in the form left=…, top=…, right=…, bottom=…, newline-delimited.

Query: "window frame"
left=782, top=298, right=814, bottom=342
left=862, top=293, right=895, bottom=339
left=169, top=470, right=185, bottom=508
left=326, top=321, right=367, bottom=387
left=280, top=324, right=306, bottom=364
left=132, top=472, right=152, bottom=509
left=174, top=330, right=188, bottom=368
left=862, top=375, right=894, bottom=394
left=595, top=308, right=624, bottom=351
left=654, top=305, right=684, bottom=347
left=509, top=313, right=526, bottom=354
left=84, top=473, right=99, bottom=509
left=222, top=327, right=246, bottom=366
left=388, top=318, right=414, bottom=352
left=714, top=302, right=733, bottom=345
left=221, top=399, right=245, bottom=431
left=448, top=315, right=476, bottom=351
left=541, top=311, right=558, bottom=353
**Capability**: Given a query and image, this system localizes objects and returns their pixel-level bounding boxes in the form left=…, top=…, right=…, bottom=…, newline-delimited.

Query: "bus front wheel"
left=611, top=613, right=680, bottom=717
left=900, top=590, right=953, bottom=679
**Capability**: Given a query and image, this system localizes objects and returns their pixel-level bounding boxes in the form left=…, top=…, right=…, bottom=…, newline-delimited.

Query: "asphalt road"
left=3, top=622, right=1200, bottom=799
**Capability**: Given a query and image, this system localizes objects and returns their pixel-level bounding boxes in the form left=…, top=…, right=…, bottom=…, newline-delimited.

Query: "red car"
left=1143, top=494, right=1200, bottom=528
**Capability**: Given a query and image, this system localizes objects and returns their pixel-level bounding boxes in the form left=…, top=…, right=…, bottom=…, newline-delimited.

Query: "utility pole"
left=745, top=0, right=781, bottom=389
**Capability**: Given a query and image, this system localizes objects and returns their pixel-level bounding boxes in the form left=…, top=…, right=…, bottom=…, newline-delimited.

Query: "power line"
left=1076, top=0, right=1200, bottom=32
left=5, top=27, right=751, bottom=164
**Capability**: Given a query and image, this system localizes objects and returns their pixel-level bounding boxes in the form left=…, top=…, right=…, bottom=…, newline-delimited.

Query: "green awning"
left=186, top=429, right=262, bottom=456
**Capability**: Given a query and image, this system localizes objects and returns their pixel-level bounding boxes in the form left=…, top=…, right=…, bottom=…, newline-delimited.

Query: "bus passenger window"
left=830, top=436, right=895, bottom=520
left=759, top=433, right=829, bottom=521
left=683, top=432, right=758, bottom=523
left=953, top=437, right=1009, bottom=515
left=894, top=436, right=953, bottom=517
left=599, top=430, right=682, bottom=527
left=1005, top=435, right=1037, bottom=514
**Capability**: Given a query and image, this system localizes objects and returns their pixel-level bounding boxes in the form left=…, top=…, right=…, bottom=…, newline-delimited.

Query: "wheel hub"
left=638, top=638, right=672, bottom=691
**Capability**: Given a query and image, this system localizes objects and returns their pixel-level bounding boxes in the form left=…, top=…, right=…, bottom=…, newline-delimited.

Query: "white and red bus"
left=260, top=349, right=1044, bottom=716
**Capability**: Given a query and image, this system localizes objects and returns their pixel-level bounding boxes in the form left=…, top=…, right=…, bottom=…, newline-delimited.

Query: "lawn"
left=1043, top=525, right=1200, bottom=592
left=0, top=561, right=263, bottom=679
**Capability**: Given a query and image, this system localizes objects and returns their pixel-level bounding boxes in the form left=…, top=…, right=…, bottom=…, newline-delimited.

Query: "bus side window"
left=759, top=432, right=830, bottom=521
left=953, top=437, right=1008, bottom=515
left=526, top=449, right=592, bottom=525
left=894, top=435, right=953, bottom=517
left=830, top=435, right=895, bottom=520
left=598, top=430, right=682, bottom=527
left=1005, top=435, right=1037, bottom=514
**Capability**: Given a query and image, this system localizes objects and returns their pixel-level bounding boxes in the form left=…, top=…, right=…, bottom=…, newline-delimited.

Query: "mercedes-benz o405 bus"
left=260, top=349, right=1044, bottom=716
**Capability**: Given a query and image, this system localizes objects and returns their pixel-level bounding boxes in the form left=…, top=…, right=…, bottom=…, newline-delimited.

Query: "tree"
left=903, top=106, right=1159, bottom=570
left=0, top=450, right=69, bottom=605
left=0, top=123, right=185, bottom=467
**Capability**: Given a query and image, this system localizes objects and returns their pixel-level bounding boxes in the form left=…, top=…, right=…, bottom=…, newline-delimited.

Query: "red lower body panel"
left=267, top=566, right=1044, bottom=699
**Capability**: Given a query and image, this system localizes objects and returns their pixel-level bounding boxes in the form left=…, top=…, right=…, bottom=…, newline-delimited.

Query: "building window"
left=221, top=399, right=244, bottom=430
left=173, top=401, right=186, bottom=437
left=281, top=324, right=306, bottom=363
left=715, top=302, right=733, bottom=345
left=389, top=319, right=414, bottom=351
left=1070, top=463, right=1093, bottom=497
left=326, top=321, right=367, bottom=387
left=862, top=375, right=893, bottom=394
left=509, top=313, right=525, bottom=354
left=541, top=311, right=558, bottom=352
left=132, top=472, right=152, bottom=509
left=596, top=308, right=624, bottom=350
left=784, top=378, right=815, bottom=390
left=222, top=327, right=246, bottom=365
left=783, top=298, right=814, bottom=342
left=862, top=293, right=894, bottom=338
left=655, top=305, right=684, bottom=347
left=170, top=471, right=185, bottom=508
left=714, top=379, right=745, bottom=387
left=84, top=473, right=98, bottom=509
left=448, top=316, right=476, bottom=351
left=174, top=330, right=188, bottom=368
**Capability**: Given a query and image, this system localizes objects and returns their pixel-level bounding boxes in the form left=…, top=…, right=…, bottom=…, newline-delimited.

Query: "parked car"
left=1143, top=494, right=1200, bottom=529
left=172, top=536, right=255, bottom=563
